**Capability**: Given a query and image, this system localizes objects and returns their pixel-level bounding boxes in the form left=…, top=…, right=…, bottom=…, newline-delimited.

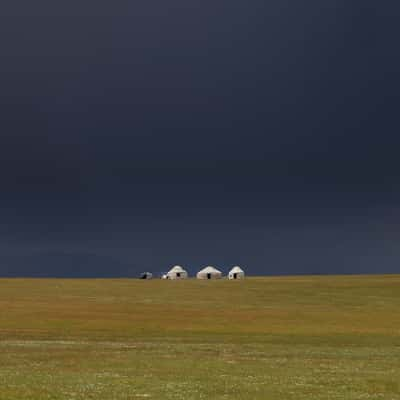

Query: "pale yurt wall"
left=196, top=266, right=222, bottom=280
left=228, top=266, right=245, bottom=280
left=166, top=265, right=188, bottom=279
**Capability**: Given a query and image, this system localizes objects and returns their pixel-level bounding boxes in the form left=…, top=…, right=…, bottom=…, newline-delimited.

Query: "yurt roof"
left=168, top=265, right=186, bottom=273
left=198, top=266, right=222, bottom=274
left=229, top=266, right=244, bottom=273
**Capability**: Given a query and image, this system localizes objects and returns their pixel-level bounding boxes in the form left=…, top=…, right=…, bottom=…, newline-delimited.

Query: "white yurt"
left=139, top=272, right=153, bottom=279
left=166, top=265, right=188, bottom=280
left=196, top=266, right=222, bottom=280
left=228, top=266, right=245, bottom=280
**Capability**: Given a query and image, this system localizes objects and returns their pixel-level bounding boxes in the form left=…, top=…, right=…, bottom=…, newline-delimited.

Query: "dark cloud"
left=0, top=0, right=399, bottom=276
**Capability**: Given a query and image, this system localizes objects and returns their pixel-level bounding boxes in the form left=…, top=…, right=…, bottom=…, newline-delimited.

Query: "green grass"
left=1, top=275, right=400, bottom=399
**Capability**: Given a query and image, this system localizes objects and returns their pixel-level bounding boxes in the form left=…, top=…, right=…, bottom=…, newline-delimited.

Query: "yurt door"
left=207, top=273, right=211, bottom=279
left=233, top=273, right=237, bottom=279
left=176, top=272, right=181, bottom=278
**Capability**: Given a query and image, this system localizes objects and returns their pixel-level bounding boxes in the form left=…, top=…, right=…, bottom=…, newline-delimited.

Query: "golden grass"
left=0, top=275, right=400, bottom=399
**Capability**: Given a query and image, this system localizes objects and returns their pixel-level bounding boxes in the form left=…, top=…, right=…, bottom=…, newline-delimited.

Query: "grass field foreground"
left=0, top=275, right=400, bottom=399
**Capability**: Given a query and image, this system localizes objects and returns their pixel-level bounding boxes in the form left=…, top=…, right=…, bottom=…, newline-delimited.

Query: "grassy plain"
left=0, top=275, right=400, bottom=399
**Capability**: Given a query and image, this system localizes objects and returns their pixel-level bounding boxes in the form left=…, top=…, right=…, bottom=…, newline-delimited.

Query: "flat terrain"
left=1, top=275, right=400, bottom=399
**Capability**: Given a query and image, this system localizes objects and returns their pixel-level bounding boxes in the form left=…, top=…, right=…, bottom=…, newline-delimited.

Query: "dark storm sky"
left=0, top=0, right=399, bottom=277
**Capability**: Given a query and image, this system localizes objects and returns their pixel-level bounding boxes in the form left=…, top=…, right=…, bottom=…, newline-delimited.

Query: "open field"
left=1, top=275, right=400, bottom=399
